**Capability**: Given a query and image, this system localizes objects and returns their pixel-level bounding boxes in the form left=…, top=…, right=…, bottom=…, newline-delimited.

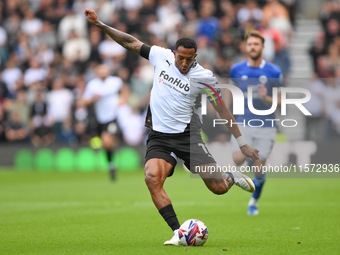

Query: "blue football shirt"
left=230, top=60, right=282, bottom=128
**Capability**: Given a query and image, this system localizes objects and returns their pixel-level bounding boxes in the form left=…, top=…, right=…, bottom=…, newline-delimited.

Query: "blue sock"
left=246, top=158, right=253, bottom=168
left=252, top=174, right=266, bottom=200
left=246, top=159, right=266, bottom=200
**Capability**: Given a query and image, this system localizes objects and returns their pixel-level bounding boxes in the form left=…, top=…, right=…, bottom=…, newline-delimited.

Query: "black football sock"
left=106, top=149, right=116, bottom=180
left=106, top=150, right=112, bottom=163
left=159, top=204, right=180, bottom=231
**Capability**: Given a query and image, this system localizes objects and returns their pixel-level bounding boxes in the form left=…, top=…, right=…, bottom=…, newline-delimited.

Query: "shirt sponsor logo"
left=159, top=70, right=189, bottom=92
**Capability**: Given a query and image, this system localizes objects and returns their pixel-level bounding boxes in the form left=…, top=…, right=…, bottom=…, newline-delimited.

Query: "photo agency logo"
left=200, top=83, right=312, bottom=128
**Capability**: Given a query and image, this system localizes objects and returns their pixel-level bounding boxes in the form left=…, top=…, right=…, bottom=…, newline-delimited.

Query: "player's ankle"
left=248, top=197, right=258, bottom=207
left=226, top=172, right=235, bottom=184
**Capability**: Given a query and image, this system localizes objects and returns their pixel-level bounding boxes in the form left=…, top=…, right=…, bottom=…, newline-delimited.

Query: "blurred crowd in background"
left=0, top=0, right=338, bottom=149
left=306, top=0, right=340, bottom=140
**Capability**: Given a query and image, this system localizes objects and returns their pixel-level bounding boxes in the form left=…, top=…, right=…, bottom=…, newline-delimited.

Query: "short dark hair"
left=175, top=38, right=197, bottom=52
left=245, top=30, right=265, bottom=44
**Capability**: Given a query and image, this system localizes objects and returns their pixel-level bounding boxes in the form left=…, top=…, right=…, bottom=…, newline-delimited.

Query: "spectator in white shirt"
left=46, top=78, right=74, bottom=141
left=58, top=9, right=87, bottom=45
left=20, top=9, right=43, bottom=37
left=23, top=58, right=47, bottom=88
left=62, top=30, right=91, bottom=62
left=236, top=0, right=263, bottom=29
left=2, top=57, right=23, bottom=98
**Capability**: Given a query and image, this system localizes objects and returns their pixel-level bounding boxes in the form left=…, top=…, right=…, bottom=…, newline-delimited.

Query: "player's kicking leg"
left=196, top=163, right=255, bottom=194
left=144, top=158, right=181, bottom=246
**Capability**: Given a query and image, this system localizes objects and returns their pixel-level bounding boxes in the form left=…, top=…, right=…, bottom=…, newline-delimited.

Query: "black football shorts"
left=145, top=129, right=216, bottom=176
left=97, top=120, right=120, bottom=136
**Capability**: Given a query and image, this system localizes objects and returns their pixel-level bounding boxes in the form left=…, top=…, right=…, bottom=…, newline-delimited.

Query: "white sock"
left=248, top=198, right=258, bottom=207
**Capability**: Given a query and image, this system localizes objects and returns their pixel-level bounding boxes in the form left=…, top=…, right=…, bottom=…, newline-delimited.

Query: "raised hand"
left=84, top=8, right=99, bottom=25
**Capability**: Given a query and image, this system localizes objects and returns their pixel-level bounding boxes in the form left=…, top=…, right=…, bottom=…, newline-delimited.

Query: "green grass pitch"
left=1, top=168, right=340, bottom=255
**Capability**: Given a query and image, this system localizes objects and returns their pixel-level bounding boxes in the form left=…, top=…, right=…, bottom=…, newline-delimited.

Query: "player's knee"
left=233, top=156, right=245, bottom=166
left=102, top=141, right=111, bottom=150
left=210, top=184, right=228, bottom=195
left=233, top=157, right=245, bottom=166
left=144, top=171, right=162, bottom=189
left=232, top=151, right=246, bottom=166
left=101, top=133, right=115, bottom=149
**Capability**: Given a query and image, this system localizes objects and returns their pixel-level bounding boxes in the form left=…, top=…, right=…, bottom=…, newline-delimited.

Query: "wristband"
left=236, top=136, right=246, bottom=147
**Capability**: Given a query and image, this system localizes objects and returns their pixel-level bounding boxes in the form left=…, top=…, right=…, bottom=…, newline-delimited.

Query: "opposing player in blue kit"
left=230, top=31, right=283, bottom=215
left=85, top=8, right=260, bottom=245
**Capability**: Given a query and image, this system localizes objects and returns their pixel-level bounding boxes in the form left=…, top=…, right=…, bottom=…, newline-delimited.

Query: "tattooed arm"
left=84, top=8, right=143, bottom=55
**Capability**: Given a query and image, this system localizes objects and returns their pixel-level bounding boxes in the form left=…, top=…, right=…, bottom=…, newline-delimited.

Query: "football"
left=178, top=219, right=208, bottom=246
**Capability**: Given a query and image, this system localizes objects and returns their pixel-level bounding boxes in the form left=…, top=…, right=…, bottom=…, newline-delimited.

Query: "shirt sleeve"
left=273, top=70, right=283, bottom=89
left=148, top=45, right=167, bottom=67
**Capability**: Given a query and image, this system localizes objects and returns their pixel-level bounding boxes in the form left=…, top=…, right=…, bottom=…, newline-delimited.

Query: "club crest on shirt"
left=259, top=75, right=268, bottom=84
left=241, top=75, right=248, bottom=80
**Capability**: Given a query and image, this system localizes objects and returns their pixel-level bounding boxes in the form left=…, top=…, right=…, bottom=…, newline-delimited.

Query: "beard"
left=249, top=50, right=262, bottom=61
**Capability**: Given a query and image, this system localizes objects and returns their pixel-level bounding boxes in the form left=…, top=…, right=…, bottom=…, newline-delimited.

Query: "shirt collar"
left=247, top=59, right=266, bottom=69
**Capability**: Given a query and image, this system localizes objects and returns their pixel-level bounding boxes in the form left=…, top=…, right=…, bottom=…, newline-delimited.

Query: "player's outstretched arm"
left=213, top=99, right=259, bottom=161
left=84, top=8, right=143, bottom=55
